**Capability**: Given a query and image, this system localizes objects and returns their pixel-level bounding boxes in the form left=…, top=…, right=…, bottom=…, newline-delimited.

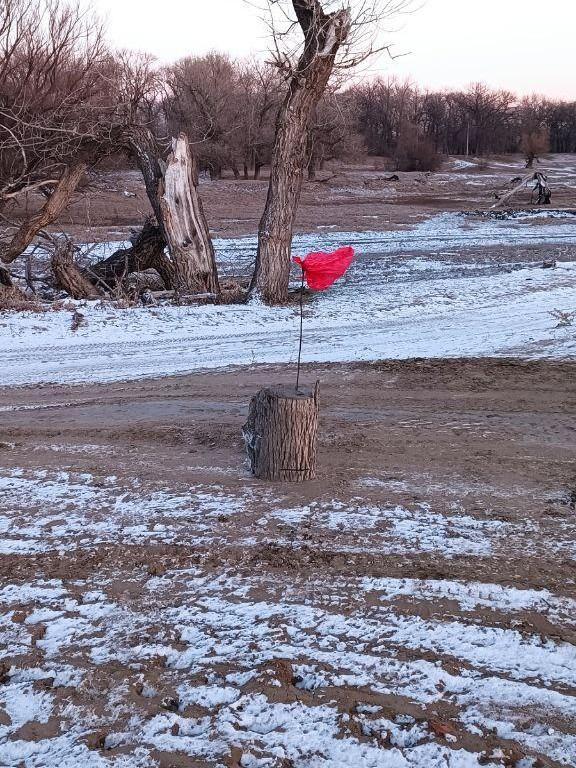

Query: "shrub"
left=394, top=123, right=442, bottom=172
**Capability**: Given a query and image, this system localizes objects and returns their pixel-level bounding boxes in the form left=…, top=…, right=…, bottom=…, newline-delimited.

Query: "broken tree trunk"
left=242, top=383, right=320, bottom=482
left=250, top=1, right=351, bottom=305
left=0, top=163, right=87, bottom=264
left=84, top=220, right=173, bottom=290
left=532, top=171, right=552, bottom=204
left=122, top=127, right=220, bottom=296
left=159, top=134, right=220, bottom=295
left=490, top=173, right=531, bottom=209
left=51, top=239, right=101, bottom=299
left=491, top=171, right=551, bottom=209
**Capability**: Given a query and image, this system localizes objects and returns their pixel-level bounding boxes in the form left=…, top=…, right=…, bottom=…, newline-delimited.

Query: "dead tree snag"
left=159, top=134, right=220, bottom=295
left=124, top=128, right=219, bottom=296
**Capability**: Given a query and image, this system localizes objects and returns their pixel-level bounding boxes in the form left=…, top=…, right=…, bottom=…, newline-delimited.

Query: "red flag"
left=293, top=246, right=354, bottom=291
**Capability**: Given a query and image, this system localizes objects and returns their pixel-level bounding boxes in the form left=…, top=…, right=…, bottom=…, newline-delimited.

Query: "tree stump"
left=243, top=383, right=320, bottom=482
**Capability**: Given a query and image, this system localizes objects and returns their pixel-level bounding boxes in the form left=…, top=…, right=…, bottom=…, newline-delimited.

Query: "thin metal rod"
left=296, top=269, right=304, bottom=392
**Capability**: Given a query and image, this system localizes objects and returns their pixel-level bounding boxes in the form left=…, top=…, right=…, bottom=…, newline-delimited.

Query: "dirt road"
left=1, top=359, right=575, bottom=766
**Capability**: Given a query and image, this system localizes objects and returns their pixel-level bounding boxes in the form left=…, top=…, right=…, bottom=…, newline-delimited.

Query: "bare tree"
left=520, top=129, right=550, bottom=169
left=113, top=50, right=163, bottom=125
left=250, top=0, right=414, bottom=304
left=0, top=0, right=218, bottom=299
left=165, top=53, right=246, bottom=179
left=239, top=59, right=283, bottom=179
left=0, top=0, right=116, bottom=265
left=307, top=89, right=362, bottom=179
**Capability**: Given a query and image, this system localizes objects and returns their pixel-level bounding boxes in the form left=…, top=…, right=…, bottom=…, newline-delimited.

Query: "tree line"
left=165, top=63, right=576, bottom=176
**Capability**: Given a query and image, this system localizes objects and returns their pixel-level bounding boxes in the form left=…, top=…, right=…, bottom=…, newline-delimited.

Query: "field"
left=1, top=155, right=576, bottom=768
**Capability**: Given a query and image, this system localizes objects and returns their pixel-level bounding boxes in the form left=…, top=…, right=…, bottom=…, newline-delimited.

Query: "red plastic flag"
left=293, top=246, right=354, bottom=291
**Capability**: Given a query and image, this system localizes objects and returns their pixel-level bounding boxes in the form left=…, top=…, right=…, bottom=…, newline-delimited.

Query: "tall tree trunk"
left=0, top=163, right=86, bottom=265
left=159, top=134, right=220, bottom=295
left=250, top=1, right=351, bottom=305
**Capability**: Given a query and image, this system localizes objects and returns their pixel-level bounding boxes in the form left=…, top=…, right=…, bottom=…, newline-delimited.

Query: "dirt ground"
left=9, top=154, right=576, bottom=245
left=1, top=359, right=575, bottom=766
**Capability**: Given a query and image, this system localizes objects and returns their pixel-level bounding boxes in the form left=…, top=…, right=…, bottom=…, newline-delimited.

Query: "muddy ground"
left=9, top=154, right=576, bottom=245
left=1, top=359, right=575, bottom=767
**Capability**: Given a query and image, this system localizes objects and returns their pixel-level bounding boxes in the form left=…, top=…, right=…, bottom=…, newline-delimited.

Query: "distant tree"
left=393, top=122, right=441, bottom=171
left=450, top=83, right=516, bottom=156
left=520, top=129, right=550, bottom=168
left=237, top=59, right=283, bottom=179
left=165, top=53, right=247, bottom=179
left=350, top=77, right=419, bottom=156
left=113, top=50, right=163, bottom=125
left=547, top=101, right=576, bottom=153
left=307, top=90, right=363, bottom=179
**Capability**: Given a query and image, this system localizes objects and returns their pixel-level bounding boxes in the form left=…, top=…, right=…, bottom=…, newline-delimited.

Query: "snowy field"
left=1, top=212, right=575, bottom=386
left=1, top=465, right=576, bottom=767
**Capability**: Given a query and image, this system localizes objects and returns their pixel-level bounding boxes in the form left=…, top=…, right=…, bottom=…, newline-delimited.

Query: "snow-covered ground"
left=1, top=213, right=575, bottom=386
left=1, top=467, right=576, bottom=767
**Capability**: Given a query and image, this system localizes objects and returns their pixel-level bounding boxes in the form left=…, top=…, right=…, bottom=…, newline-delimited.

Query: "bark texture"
left=159, top=134, right=220, bottom=294
left=0, top=163, right=87, bottom=265
left=51, top=240, right=101, bottom=299
left=85, top=220, right=173, bottom=290
left=251, top=1, right=350, bottom=304
left=243, top=383, right=320, bottom=481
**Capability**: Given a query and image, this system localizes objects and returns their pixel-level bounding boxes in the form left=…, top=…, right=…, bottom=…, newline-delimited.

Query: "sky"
left=93, top=0, right=574, bottom=99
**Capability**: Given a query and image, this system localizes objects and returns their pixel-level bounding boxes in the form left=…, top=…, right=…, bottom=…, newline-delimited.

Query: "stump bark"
left=243, top=383, right=319, bottom=482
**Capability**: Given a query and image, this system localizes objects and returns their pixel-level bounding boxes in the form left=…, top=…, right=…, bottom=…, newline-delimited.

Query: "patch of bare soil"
left=5, top=154, right=576, bottom=244
left=1, top=358, right=575, bottom=766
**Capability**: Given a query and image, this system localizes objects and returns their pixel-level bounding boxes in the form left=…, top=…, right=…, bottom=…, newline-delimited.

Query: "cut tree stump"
left=243, top=383, right=320, bottom=482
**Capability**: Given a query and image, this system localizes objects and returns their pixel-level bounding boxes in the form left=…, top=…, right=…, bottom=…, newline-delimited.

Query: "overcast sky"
left=93, top=0, right=574, bottom=99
